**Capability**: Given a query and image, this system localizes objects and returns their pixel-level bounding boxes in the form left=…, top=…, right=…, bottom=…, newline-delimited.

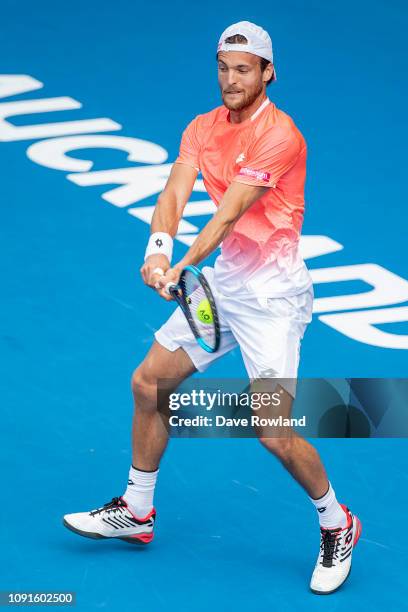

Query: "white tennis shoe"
left=63, top=496, right=155, bottom=545
left=310, top=504, right=362, bottom=594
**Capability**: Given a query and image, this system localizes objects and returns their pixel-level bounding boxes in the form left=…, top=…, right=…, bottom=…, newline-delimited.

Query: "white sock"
left=309, top=482, right=347, bottom=528
left=123, top=465, right=158, bottom=518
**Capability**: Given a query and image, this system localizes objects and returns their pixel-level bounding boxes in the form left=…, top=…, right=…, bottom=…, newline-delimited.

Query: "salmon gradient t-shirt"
left=175, top=98, right=312, bottom=298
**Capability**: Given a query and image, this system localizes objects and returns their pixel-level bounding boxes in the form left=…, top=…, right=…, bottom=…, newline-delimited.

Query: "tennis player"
left=63, top=21, right=361, bottom=594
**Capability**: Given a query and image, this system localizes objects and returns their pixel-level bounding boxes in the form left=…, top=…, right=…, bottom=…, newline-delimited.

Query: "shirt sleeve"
left=233, top=127, right=303, bottom=188
left=174, top=116, right=201, bottom=172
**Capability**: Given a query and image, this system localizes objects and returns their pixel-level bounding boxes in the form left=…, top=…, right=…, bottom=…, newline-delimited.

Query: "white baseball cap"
left=217, top=21, right=276, bottom=81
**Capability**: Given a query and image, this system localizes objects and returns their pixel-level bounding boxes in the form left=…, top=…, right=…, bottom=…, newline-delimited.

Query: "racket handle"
left=165, top=282, right=178, bottom=296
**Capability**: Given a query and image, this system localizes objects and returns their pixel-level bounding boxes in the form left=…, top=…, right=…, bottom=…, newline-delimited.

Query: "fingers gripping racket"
left=165, top=265, right=220, bottom=353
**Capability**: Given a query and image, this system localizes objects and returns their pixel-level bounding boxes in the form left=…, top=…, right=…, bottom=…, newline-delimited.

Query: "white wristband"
left=144, top=232, right=173, bottom=262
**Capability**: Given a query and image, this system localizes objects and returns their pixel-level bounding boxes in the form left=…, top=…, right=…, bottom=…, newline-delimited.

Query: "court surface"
left=1, top=0, right=408, bottom=610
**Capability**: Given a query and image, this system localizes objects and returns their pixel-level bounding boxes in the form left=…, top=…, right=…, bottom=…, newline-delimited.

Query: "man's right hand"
left=140, top=254, right=171, bottom=289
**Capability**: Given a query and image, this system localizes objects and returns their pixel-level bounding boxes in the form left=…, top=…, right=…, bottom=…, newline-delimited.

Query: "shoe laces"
left=89, top=497, right=126, bottom=517
left=320, top=527, right=342, bottom=567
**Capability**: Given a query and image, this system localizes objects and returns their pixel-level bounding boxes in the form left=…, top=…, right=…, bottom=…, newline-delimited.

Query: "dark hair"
left=216, top=33, right=274, bottom=87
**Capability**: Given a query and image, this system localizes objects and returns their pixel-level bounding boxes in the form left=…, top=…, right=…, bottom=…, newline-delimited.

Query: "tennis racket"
left=165, top=265, right=220, bottom=353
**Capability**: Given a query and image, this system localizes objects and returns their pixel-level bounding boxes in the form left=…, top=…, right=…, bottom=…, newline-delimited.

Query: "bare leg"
left=254, top=383, right=329, bottom=499
left=130, top=340, right=196, bottom=471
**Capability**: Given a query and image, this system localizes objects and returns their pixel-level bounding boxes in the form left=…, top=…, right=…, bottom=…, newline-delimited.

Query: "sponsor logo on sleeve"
left=239, top=167, right=271, bottom=182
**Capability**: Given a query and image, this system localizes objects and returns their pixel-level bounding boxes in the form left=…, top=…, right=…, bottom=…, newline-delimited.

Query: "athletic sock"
left=123, top=465, right=158, bottom=518
left=309, top=482, right=348, bottom=528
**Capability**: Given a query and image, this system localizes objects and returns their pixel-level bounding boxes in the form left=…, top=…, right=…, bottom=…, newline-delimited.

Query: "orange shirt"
left=175, top=98, right=312, bottom=297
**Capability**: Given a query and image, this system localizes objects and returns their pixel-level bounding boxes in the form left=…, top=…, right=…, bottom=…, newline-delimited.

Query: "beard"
left=221, top=81, right=264, bottom=111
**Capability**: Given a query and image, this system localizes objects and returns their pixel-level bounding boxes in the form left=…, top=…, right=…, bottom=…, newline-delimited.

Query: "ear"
left=262, top=62, right=274, bottom=84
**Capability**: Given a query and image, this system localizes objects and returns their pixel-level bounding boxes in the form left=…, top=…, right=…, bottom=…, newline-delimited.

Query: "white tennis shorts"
left=154, top=266, right=314, bottom=397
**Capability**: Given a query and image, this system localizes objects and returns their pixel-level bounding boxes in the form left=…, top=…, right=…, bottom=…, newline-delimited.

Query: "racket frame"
left=168, top=265, right=220, bottom=353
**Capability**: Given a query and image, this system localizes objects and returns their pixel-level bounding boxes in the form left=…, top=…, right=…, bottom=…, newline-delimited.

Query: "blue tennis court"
left=1, top=0, right=407, bottom=609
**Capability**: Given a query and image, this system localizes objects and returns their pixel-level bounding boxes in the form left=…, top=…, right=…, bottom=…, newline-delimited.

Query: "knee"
left=258, top=436, right=295, bottom=461
left=131, top=366, right=157, bottom=406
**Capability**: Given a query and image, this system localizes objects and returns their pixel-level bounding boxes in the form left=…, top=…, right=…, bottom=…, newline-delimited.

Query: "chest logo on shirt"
left=239, top=166, right=271, bottom=182
left=235, top=152, right=245, bottom=163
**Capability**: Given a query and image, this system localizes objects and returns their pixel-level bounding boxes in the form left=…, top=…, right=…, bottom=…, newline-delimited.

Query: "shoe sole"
left=310, top=564, right=352, bottom=595
left=310, top=515, right=362, bottom=595
left=62, top=518, right=152, bottom=545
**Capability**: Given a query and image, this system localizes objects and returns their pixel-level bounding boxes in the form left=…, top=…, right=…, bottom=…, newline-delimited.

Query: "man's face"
left=217, top=51, right=268, bottom=111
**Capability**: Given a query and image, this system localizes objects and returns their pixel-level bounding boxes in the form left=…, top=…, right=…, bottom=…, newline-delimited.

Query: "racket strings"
left=180, top=271, right=217, bottom=349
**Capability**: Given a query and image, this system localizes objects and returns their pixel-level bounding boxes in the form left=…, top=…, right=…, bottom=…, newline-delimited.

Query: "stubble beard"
left=222, top=82, right=264, bottom=112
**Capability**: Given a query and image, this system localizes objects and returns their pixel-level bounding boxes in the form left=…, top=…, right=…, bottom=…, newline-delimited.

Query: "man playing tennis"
left=63, top=21, right=361, bottom=594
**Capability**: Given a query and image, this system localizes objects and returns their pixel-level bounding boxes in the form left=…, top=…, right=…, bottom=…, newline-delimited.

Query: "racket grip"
left=165, top=282, right=178, bottom=296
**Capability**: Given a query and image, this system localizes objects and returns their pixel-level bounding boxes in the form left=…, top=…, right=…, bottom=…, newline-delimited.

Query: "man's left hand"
left=155, top=266, right=183, bottom=301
